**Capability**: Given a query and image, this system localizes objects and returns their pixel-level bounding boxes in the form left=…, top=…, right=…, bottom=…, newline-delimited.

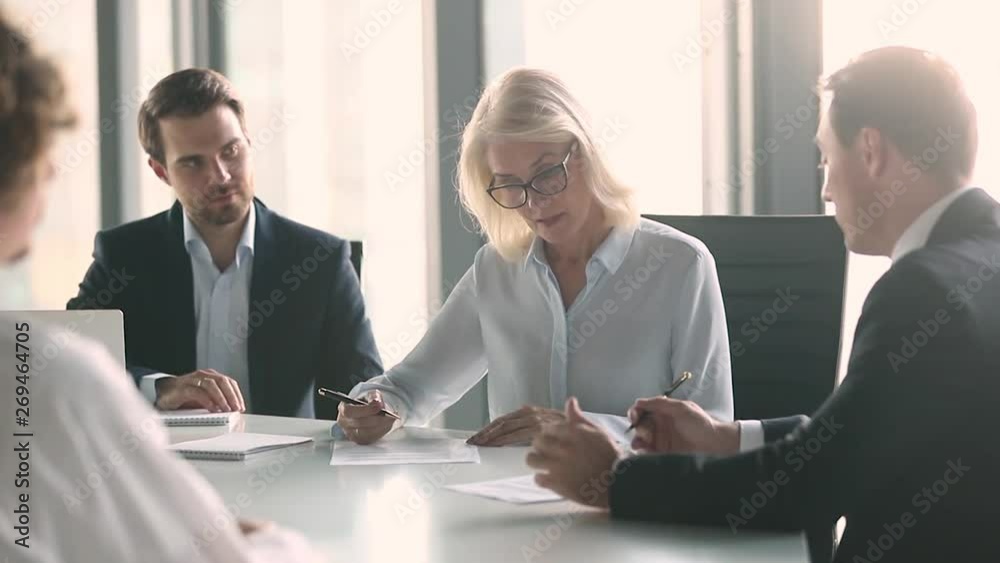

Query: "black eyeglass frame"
left=486, top=142, right=578, bottom=209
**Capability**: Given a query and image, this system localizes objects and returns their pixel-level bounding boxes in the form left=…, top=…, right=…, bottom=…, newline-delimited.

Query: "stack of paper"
left=159, top=408, right=240, bottom=427
left=330, top=437, right=480, bottom=466
left=168, top=433, right=312, bottom=461
left=445, top=475, right=563, bottom=504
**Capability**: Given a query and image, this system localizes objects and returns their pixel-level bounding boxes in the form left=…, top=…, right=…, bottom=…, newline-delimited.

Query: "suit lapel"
left=248, top=198, right=281, bottom=405
left=927, top=188, right=1000, bottom=247
left=165, top=201, right=197, bottom=370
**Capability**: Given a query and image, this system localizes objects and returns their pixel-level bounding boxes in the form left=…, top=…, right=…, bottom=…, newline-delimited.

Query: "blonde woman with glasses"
left=339, top=68, right=733, bottom=446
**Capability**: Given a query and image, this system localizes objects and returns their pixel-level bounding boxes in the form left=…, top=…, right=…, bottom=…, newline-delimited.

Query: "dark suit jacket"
left=611, top=188, right=1000, bottom=563
left=67, top=199, right=383, bottom=419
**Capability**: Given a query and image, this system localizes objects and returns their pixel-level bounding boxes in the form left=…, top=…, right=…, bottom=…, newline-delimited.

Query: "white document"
left=159, top=408, right=240, bottom=427
left=330, top=437, right=480, bottom=466
left=169, top=433, right=313, bottom=461
left=445, top=475, right=563, bottom=504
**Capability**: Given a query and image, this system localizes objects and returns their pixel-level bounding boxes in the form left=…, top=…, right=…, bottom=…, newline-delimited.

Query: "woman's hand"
left=467, top=405, right=566, bottom=447
left=337, top=391, right=397, bottom=445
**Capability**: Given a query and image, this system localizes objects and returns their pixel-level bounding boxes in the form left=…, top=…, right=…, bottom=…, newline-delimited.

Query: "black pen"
left=317, top=387, right=401, bottom=420
left=626, top=371, right=693, bottom=432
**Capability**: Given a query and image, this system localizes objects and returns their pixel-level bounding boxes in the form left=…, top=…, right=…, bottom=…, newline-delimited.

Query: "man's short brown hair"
left=821, top=46, right=978, bottom=184
left=138, top=68, right=248, bottom=164
left=0, top=10, right=76, bottom=192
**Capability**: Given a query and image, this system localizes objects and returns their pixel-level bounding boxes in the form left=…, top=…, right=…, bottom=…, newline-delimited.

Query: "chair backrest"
left=349, top=240, right=363, bottom=280
left=644, top=215, right=847, bottom=420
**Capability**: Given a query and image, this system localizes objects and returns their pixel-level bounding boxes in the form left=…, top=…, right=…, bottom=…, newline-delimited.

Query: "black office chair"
left=644, top=215, right=847, bottom=421
left=349, top=240, right=363, bottom=281
left=647, top=215, right=845, bottom=563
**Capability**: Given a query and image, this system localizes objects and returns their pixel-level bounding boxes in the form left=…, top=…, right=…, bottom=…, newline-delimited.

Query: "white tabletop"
left=168, top=414, right=808, bottom=563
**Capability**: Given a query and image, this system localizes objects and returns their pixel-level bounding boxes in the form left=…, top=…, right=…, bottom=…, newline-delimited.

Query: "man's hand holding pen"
left=627, top=397, right=739, bottom=455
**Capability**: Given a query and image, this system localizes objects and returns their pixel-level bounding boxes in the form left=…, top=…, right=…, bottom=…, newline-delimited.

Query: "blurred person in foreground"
left=0, top=9, right=321, bottom=563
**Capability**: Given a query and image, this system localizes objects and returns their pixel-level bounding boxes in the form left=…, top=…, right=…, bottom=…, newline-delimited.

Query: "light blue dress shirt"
left=140, top=205, right=256, bottom=409
left=352, top=218, right=734, bottom=437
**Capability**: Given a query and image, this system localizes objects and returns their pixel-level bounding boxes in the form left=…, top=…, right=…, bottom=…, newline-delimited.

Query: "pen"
left=626, top=371, right=692, bottom=432
left=316, top=387, right=401, bottom=421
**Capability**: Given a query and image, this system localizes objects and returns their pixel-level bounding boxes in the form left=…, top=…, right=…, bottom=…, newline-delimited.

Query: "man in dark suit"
left=527, top=47, right=1000, bottom=562
left=68, top=68, right=382, bottom=419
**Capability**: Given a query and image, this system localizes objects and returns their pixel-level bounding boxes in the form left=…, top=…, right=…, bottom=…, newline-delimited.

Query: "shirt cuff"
left=737, top=419, right=765, bottom=452
left=140, top=373, right=175, bottom=404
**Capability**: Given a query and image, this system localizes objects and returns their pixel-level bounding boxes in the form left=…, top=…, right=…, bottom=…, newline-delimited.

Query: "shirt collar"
left=890, top=186, right=972, bottom=263
left=522, top=225, right=636, bottom=275
left=182, top=203, right=256, bottom=269
left=589, top=225, right=634, bottom=275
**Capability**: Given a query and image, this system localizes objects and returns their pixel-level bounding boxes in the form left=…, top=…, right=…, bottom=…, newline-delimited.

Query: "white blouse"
left=352, top=219, right=734, bottom=435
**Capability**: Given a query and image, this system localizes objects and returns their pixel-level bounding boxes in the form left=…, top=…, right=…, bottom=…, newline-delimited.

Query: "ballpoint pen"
left=626, top=370, right=692, bottom=432
left=316, top=387, right=401, bottom=420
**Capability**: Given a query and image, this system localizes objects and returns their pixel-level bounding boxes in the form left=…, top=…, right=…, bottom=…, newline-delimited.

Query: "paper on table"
left=330, top=437, right=480, bottom=466
left=445, top=475, right=563, bottom=504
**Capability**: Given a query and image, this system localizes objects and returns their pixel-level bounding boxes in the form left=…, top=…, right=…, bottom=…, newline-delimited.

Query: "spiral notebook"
left=168, top=433, right=313, bottom=461
left=159, top=409, right=240, bottom=427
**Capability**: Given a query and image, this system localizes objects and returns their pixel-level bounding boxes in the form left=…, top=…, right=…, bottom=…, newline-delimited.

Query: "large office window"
left=823, top=0, right=998, bottom=379
left=224, top=0, right=433, bottom=369
left=136, top=0, right=178, bottom=218
left=484, top=0, right=704, bottom=214
left=5, top=1, right=100, bottom=309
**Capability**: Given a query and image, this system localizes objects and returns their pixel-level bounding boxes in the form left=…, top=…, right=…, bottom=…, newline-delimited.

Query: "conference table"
left=168, top=414, right=809, bottom=563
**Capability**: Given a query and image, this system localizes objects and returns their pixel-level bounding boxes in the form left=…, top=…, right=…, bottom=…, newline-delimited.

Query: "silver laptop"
left=6, top=310, right=126, bottom=379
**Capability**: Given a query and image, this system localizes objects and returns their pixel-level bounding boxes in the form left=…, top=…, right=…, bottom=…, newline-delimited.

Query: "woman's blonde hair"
left=457, top=68, right=639, bottom=262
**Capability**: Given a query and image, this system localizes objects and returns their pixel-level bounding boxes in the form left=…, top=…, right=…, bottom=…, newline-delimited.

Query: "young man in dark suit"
left=68, top=69, right=382, bottom=420
left=527, top=47, right=1000, bottom=562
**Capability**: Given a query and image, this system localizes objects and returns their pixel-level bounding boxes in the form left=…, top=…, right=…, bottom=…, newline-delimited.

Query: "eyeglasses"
left=487, top=142, right=576, bottom=209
